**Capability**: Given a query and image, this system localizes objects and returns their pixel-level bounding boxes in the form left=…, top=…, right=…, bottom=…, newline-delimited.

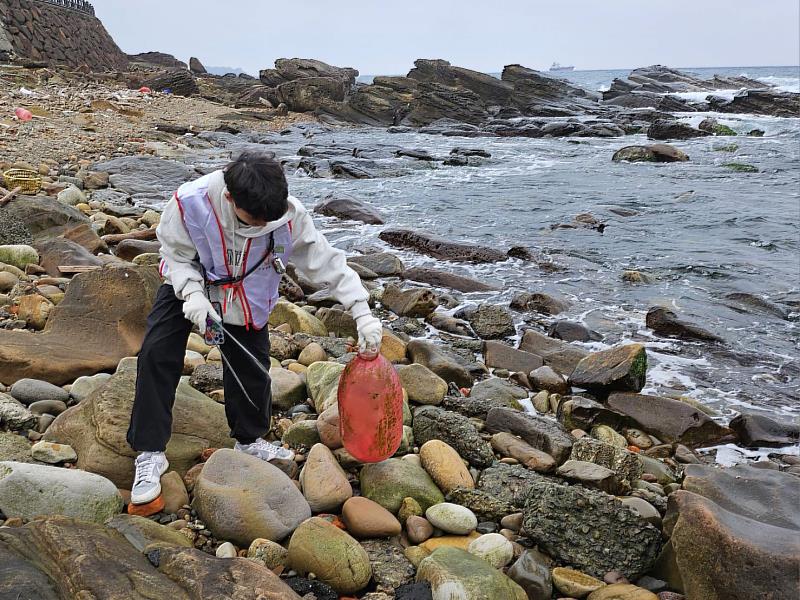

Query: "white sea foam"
left=754, top=75, right=800, bottom=93
left=700, top=443, right=800, bottom=467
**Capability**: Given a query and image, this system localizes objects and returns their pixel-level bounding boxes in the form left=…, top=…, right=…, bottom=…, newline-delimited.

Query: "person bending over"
left=126, top=151, right=382, bottom=505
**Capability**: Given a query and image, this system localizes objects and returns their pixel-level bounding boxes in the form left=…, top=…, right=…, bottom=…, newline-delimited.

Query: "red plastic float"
left=337, top=351, right=404, bottom=463
left=14, top=108, right=32, bottom=121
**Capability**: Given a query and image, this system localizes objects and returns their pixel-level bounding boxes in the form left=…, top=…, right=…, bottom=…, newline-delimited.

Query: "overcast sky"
left=92, top=0, right=799, bottom=76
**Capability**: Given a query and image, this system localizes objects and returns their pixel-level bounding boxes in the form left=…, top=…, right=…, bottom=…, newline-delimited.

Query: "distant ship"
left=549, top=62, right=575, bottom=72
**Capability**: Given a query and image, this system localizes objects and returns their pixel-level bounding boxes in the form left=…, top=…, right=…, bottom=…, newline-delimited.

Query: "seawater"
left=298, top=66, right=800, bottom=421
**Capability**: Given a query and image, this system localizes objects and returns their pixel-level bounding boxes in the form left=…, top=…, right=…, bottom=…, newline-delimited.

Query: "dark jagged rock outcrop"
left=501, top=64, right=599, bottom=116
left=379, top=229, right=507, bottom=263
left=708, top=89, right=800, bottom=118
left=128, top=51, right=186, bottom=70
left=144, top=69, right=199, bottom=97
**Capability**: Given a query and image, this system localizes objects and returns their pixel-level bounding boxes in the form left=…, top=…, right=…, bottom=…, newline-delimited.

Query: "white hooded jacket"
left=156, top=170, right=370, bottom=326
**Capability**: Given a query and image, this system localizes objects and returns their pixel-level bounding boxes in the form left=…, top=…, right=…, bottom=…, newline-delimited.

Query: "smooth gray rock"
left=9, top=379, right=70, bottom=406
left=0, top=461, right=122, bottom=522
left=485, top=407, right=573, bottom=464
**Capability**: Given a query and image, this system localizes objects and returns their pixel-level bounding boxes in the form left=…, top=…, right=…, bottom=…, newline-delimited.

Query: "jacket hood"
left=205, top=169, right=299, bottom=239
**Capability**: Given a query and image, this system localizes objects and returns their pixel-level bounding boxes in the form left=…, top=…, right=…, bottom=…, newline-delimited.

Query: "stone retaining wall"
left=0, top=0, right=127, bottom=70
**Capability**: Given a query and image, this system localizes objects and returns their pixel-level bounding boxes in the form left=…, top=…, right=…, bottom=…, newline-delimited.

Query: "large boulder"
left=278, top=77, right=347, bottom=112
left=1, top=195, right=90, bottom=242
left=645, top=307, right=723, bottom=342
left=709, top=89, right=800, bottom=118
left=44, top=367, right=233, bottom=488
left=273, top=57, right=358, bottom=87
left=193, top=448, right=311, bottom=546
left=405, top=81, right=489, bottom=126
left=612, top=144, right=689, bottom=163
left=314, top=193, right=384, bottom=224
left=144, top=69, right=199, bottom=97
left=0, top=266, right=160, bottom=385
left=647, top=120, right=710, bottom=140
left=501, top=64, right=599, bottom=116
left=523, top=479, right=662, bottom=579
left=416, top=547, right=527, bottom=600
left=408, top=59, right=513, bottom=105
left=607, top=393, right=733, bottom=447
left=728, top=412, right=800, bottom=448
left=35, top=237, right=105, bottom=277
left=476, top=462, right=550, bottom=509
left=287, top=517, right=371, bottom=594
left=663, top=465, right=800, bottom=600
left=0, top=461, right=122, bottom=523
left=485, top=407, right=573, bottom=464
left=569, top=344, right=647, bottom=396
left=379, top=229, right=507, bottom=263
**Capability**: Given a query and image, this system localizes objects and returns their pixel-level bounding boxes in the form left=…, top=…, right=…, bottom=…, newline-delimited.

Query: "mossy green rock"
left=305, top=361, right=345, bottom=412
left=287, top=516, right=371, bottom=594
left=0, top=245, right=39, bottom=270
left=268, top=300, right=327, bottom=336
left=417, top=547, right=527, bottom=600
left=361, top=458, right=444, bottom=513
left=282, top=420, right=321, bottom=448
left=711, top=124, right=737, bottom=136
left=723, top=162, right=759, bottom=173
left=569, top=343, right=647, bottom=395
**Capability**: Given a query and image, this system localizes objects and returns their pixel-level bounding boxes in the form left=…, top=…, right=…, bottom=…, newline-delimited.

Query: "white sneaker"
left=235, top=439, right=295, bottom=462
left=131, top=451, right=169, bottom=505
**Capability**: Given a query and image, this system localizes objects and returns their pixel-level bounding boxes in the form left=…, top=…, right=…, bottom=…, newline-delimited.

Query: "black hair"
left=223, top=152, right=289, bottom=222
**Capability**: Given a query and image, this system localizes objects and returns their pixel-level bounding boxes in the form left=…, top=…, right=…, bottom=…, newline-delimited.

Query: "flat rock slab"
left=379, top=228, right=507, bottom=263
left=607, top=393, right=732, bottom=447
left=0, top=516, right=302, bottom=600
left=0, top=266, right=160, bottom=385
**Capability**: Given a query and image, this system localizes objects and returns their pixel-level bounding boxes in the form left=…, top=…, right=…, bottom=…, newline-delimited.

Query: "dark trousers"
left=127, top=284, right=272, bottom=452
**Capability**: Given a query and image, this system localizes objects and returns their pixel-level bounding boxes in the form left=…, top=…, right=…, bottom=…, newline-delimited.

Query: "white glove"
left=355, top=313, right=383, bottom=354
left=350, top=301, right=382, bottom=354
left=182, top=291, right=220, bottom=331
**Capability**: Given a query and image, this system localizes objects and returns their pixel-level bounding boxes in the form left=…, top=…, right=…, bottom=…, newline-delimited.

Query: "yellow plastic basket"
left=3, top=168, right=42, bottom=194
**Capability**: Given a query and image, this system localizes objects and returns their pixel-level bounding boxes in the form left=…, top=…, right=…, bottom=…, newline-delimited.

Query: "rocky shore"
left=1, top=58, right=799, bottom=600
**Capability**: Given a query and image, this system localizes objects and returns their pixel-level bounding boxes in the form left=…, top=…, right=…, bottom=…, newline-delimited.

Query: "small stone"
left=425, top=503, right=478, bottom=535
left=247, top=537, right=289, bottom=569
left=398, top=497, right=424, bottom=524
left=406, top=515, right=435, bottom=544
left=500, top=512, right=524, bottom=532
left=529, top=366, right=570, bottom=395
left=476, top=521, right=498, bottom=534
left=592, top=425, right=628, bottom=448
left=30, top=441, right=77, bottom=463
left=299, top=443, right=352, bottom=512
left=532, top=390, right=550, bottom=414
left=341, top=496, right=402, bottom=539
left=508, top=548, right=553, bottom=600
left=298, top=342, right=327, bottom=366
left=588, top=583, right=659, bottom=600
left=215, top=541, right=237, bottom=558
left=160, top=471, right=189, bottom=514
left=604, top=571, right=629, bottom=585
left=624, top=429, right=653, bottom=450
left=27, top=400, right=68, bottom=416
left=552, top=566, right=606, bottom=598
left=467, top=532, right=514, bottom=568
left=419, top=439, right=474, bottom=493
left=404, top=545, right=430, bottom=568
left=9, top=379, right=69, bottom=406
